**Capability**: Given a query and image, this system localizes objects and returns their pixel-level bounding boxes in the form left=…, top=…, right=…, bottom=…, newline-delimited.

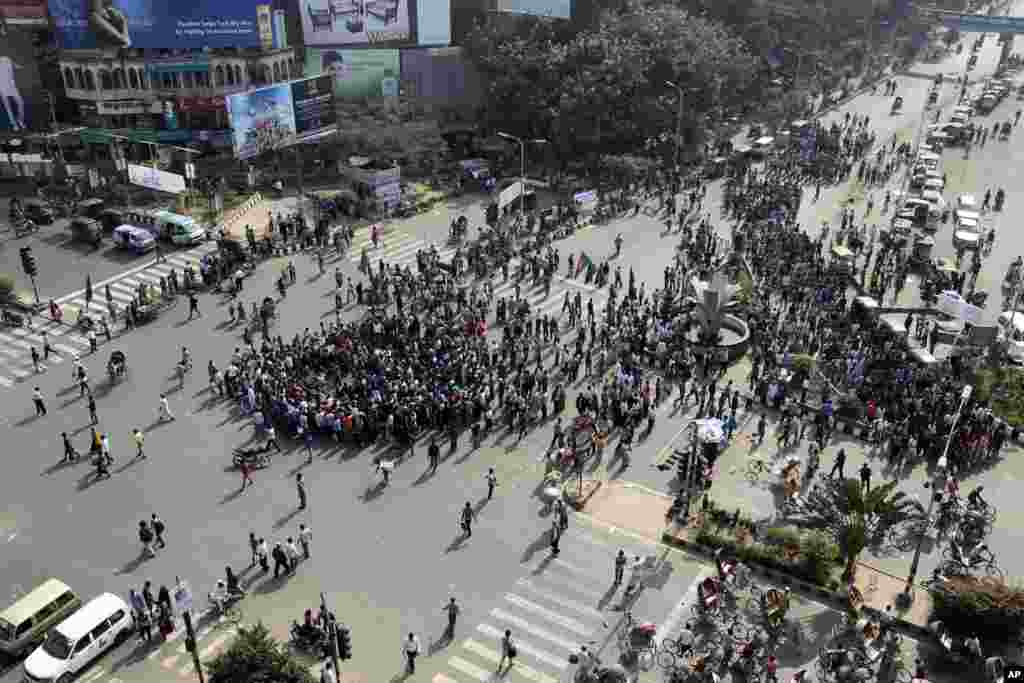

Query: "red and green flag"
left=576, top=252, right=593, bottom=277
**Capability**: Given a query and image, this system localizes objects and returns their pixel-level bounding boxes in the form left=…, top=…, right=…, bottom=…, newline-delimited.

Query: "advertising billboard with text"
left=48, top=0, right=268, bottom=49
left=399, top=47, right=480, bottom=102
left=299, top=0, right=449, bottom=47
left=226, top=76, right=336, bottom=159
left=305, top=48, right=399, bottom=98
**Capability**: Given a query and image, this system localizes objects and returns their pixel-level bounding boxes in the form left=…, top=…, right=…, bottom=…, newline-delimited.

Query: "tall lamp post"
left=900, top=383, right=973, bottom=605
left=665, top=81, right=684, bottom=176
left=497, top=132, right=547, bottom=218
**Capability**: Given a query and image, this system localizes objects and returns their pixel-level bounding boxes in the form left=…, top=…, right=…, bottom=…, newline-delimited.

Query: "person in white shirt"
left=158, top=393, right=175, bottom=421
left=403, top=632, right=421, bottom=673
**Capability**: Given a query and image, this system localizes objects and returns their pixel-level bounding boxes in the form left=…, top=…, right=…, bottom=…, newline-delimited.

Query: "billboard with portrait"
left=299, top=0, right=449, bottom=47
left=305, top=48, right=398, bottom=98
left=0, top=29, right=45, bottom=132
left=48, top=0, right=268, bottom=49
left=226, top=76, right=337, bottom=159
left=496, top=0, right=570, bottom=19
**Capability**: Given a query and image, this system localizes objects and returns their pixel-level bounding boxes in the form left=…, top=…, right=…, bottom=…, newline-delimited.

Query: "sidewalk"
left=577, top=480, right=935, bottom=639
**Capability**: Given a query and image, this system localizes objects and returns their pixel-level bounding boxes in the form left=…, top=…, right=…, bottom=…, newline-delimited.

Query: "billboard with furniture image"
left=299, top=0, right=448, bottom=47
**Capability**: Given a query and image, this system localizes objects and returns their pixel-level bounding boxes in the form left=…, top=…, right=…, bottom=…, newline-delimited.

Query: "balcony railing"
left=150, top=83, right=251, bottom=97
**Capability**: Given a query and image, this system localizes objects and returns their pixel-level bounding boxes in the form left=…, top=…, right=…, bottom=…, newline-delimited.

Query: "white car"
left=23, top=593, right=132, bottom=683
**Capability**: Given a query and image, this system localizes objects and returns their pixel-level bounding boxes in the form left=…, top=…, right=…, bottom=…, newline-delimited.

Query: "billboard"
left=299, top=0, right=449, bottom=47
left=128, top=164, right=187, bottom=194
left=399, top=47, right=480, bottom=101
left=48, top=0, right=268, bottom=49
left=305, top=48, right=399, bottom=98
left=226, top=75, right=337, bottom=159
left=496, top=0, right=570, bottom=19
left=0, top=0, right=49, bottom=21
left=0, top=29, right=45, bottom=132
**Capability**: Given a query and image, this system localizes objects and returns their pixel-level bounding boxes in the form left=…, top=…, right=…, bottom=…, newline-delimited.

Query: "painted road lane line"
left=447, top=655, right=492, bottom=683
left=489, top=609, right=580, bottom=653
left=461, top=638, right=557, bottom=683
left=475, top=624, right=567, bottom=671
left=513, top=579, right=605, bottom=620
left=501, top=594, right=592, bottom=636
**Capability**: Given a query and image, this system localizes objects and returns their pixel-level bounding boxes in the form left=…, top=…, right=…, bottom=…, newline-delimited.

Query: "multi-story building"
left=58, top=47, right=301, bottom=154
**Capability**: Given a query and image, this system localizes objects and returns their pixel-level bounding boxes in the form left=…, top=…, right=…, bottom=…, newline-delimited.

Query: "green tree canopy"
left=463, top=0, right=757, bottom=165
left=205, top=623, right=316, bottom=683
left=804, top=479, right=926, bottom=579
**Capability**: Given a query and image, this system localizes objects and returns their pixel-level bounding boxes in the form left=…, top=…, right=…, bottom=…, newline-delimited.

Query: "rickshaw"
left=107, top=350, right=126, bottom=381
left=1, top=308, right=26, bottom=327
left=891, top=96, right=904, bottom=115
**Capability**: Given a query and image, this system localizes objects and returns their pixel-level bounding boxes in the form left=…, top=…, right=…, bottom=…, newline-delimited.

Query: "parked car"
left=22, top=593, right=132, bottom=683
left=23, top=201, right=54, bottom=225
left=68, top=218, right=103, bottom=247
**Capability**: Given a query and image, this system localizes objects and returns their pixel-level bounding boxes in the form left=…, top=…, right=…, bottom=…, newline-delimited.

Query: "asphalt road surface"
left=1, top=20, right=1023, bottom=683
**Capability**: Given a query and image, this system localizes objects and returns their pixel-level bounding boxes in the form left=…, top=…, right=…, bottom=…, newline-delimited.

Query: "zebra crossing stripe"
left=475, top=624, right=567, bottom=671
left=135, top=273, right=162, bottom=284
left=488, top=609, right=579, bottom=653
left=433, top=674, right=461, bottom=683
left=501, top=594, right=592, bottom=636
left=460, top=639, right=557, bottom=683
left=519, top=571, right=607, bottom=604
left=447, top=655, right=492, bottom=682
left=54, top=344, right=79, bottom=356
left=513, top=579, right=604, bottom=619
left=0, top=333, right=32, bottom=350
left=78, top=668, right=106, bottom=683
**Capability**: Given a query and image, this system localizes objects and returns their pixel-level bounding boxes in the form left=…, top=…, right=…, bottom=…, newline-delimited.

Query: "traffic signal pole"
left=182, top=610, right=206, bottom=683
left=321, top=592, right=339, bottom=676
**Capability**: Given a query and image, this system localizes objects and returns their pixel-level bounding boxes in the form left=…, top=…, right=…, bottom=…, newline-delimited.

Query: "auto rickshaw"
left=891, top=96, right=904, bottom=115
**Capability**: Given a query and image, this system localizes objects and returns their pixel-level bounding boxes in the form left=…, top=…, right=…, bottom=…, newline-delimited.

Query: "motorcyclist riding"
left=967, top=485, right=988, bottom=511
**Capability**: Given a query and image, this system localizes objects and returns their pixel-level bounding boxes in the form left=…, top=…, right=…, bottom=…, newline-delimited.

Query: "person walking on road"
left=498, top=629, right=516, bottom=672
left=133, top=428, right=145, bottom=459
left=187, top=293, right=200, bottom=320
left=239, top=459, right=254, bottom=490
left=404, top=632, right=421, bottom=674
left=158, top=393, right=175, bottom=421
left=320, top=660, right=337, bottom=683
left=32, top=387, right=46, bottom=416
left=151, top=514, right=166, bottom=549
left=460, top=501, right=476, bottom=538
left=442, top=597, right=460, bottom=640
left=550, top=519, right=562, bottom=555
left=614, top=549, right=627, bottom=584
left=486, top=468, right=498, bottom=500
left=272, top=542, right=289, bottom=579
left=139, top=520, right=156, bottom=558
left=31, top=346, right=42, bottom=373
left=428, top=436, right=440, bottom=473
left=61, top=431, right=79, bottom=462
left=298, top=523, right=312, bottom=559
left=859, top=461, right=872, bottom=492
left=828, top=448, right=846, bottom=479
left=88, top=394, right=98, bottom=425
left=296, top=472, right=307, bottom=510
left=42, top=331, right=54, bottom=360
left=266, top=423, right=281, bottom=452
left=249, top=532, right=259, bottom=567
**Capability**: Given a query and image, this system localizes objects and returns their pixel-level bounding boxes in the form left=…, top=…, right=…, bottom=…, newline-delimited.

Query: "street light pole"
left=665, top=81, right=684, bottom=176
left=497, top=132, right=548, bottom=219
left=901, top=384, right=972, bottom=604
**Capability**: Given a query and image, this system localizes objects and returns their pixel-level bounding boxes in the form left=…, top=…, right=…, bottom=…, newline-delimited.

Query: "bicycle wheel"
left=636, top=647, right=654, bottom=671
left=657, top=648, right=677, bottom=670
left=661, top=637, right=679, bottom=655
left=985, top=561, right=1005, bottom=579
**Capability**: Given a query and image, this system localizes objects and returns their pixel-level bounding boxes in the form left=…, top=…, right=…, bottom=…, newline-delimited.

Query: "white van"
left=23, top=593, right=132, bottom=683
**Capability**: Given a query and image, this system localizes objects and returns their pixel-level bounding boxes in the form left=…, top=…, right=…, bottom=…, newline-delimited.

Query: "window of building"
left=215, top=65, right=224, bottom=87
left=63, top=67, right=76, bottom=89
left=129, top=69, right=139, bottom=89
left=99, top=70, right=112, bottom=90
left=114, top=69, right=124, bottom=89
left=272, top=62, right=281, bottom=82
left=183, top=71, right=193, bottom=88
left=234, top=65, right=242, bottom=85
left=83, top=70, right=95, bottom=90
left=139, top=69, right=148, bottom=90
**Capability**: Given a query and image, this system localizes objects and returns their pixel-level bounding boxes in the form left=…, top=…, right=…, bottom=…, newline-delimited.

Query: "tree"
left=205, top=623, right=316, bottom=683
left=462, top=0, right=757, bottom=167
left=803, top=478, right=926, bottom=581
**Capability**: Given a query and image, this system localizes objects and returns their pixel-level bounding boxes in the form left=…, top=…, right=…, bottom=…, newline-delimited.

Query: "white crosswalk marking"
left=0, top=240, right=218, bottom=390
left=435, top=528, right=658, bottom=683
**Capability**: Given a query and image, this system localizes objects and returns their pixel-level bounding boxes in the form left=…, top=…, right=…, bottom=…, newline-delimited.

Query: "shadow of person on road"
left=597, top=584, right=619, bottom=611
left=115, top=550, right=153, bottom=576
left=413, top=466, right=436, bottom=487
left=219, top=486, right=246, bottom=505
left=520, top=531, right=550, bottom=564
left=444, top=534, right=468, bottom=554
left=42, top=457, right=82, bottom=476
left=274, top=509, right=300, bottom=530
left=531, top=549, right=557, bottom=576
left=360, top=479, right=387, bottom=503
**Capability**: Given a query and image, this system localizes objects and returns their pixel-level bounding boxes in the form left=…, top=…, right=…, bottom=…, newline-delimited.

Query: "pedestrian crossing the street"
left=0, top=241, right=220, bottom=390
left=349, top=227, right=611, bottom=322
left=432, top=524, right=658, bottom=683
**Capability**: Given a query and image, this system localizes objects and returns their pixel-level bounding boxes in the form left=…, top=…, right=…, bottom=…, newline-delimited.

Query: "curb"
left=659, top=528, right=934, bottom=641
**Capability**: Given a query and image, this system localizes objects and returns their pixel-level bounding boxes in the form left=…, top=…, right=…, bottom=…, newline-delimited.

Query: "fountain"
left=682, top=255, right=752, bottom=363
